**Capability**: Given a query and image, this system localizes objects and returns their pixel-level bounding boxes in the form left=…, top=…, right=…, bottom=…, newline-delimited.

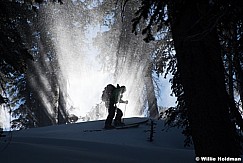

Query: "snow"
left=0, top=117, right=195, bottom=163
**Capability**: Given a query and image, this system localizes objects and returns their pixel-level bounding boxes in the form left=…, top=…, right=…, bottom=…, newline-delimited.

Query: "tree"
left=0, top=0, right=68, bottom=129
left=0, top=1, right=34, bottom=101
left=0, top=1, right=35, bottom=130
left=131, top=0, right=242, bottom=157
left=95, top=0, right=160, bottom=117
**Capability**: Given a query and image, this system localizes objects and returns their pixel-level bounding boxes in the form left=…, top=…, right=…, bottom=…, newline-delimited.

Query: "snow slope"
left=0, top=117, right=195, bottom=163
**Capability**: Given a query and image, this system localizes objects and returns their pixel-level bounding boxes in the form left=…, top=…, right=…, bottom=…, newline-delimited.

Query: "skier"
left=104, top=84, right=128, bottom=129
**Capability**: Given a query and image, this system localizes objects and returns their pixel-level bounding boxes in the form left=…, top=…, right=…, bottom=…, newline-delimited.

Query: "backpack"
left=101, top=84, right=116, bottom=103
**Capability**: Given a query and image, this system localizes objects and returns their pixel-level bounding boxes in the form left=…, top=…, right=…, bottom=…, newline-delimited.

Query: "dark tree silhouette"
left=131, top=0, right=242, bottom=157
left=0, top=1, right=35, bottom=130
left=0, top=1, right=34, bottom=105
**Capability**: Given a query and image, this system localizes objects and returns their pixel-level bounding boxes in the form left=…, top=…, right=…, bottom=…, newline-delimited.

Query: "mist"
left=0, top=1, right=176, bottom=129
left=37, top=1, right=149, bottom=121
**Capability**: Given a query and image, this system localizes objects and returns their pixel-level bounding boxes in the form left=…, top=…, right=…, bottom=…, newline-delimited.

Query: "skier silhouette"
left=104, top=84, right=128, bottom=129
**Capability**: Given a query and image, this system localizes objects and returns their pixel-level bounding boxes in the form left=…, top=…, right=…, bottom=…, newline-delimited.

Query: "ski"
left=83, top=119, right=149, bottom=132
left=83, top=124, right=139, bottom=132
left=83, top=129, right=103, bottom=132
left=114, top=123, right=139, bottom=129
left=121, top=119, right=149, bottom=126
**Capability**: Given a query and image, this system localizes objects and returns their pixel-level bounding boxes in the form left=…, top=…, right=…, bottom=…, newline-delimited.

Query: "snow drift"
left=0, top=117, right=195, bottom=163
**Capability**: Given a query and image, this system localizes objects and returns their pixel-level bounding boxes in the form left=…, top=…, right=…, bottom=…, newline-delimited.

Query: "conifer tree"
left=130, top=0, right=242, bottom=157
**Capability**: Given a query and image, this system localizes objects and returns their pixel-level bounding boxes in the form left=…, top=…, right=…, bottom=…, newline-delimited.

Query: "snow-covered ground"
left=0, top=117, right=195, bottom=163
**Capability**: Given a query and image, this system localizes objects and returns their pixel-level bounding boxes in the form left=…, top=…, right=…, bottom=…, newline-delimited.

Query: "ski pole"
left=123, top=103, right=127, bottom=123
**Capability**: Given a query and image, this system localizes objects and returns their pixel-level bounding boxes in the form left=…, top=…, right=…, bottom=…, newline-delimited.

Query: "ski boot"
left=104, top=124, right=115, bottom=129
left=114, top=120, right=125, bottom=127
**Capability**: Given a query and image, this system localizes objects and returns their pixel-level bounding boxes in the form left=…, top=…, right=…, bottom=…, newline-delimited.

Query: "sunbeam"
left=40, top=3, right=147, bottom=120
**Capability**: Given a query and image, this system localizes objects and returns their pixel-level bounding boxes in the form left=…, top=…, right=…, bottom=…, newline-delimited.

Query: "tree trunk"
left=168, top=1, right=240, bottom=157
left=233, top=24, right=243, bottom=107
left=57, top=80, right=69, bottom=125
left=235, top=55, right=243, bottom=106
left=145, top=62, right=159, bottom=118
left=227, top=53, right=234, bottom=100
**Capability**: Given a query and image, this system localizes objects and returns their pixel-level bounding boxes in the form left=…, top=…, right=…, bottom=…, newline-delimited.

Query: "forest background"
left=0, top=0, right=243, bottom=158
